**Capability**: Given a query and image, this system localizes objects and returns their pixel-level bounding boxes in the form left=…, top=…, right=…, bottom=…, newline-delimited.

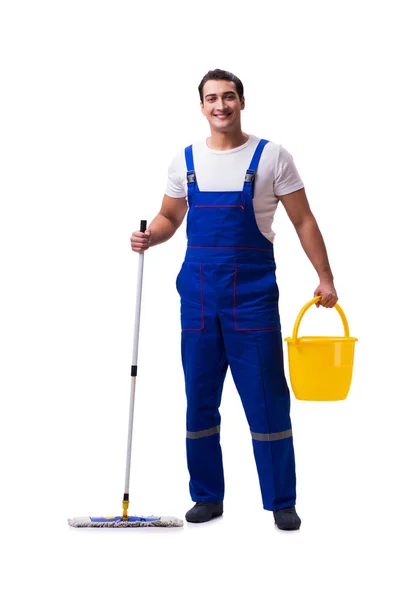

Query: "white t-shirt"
left=165, top=134, right=304, bottom=243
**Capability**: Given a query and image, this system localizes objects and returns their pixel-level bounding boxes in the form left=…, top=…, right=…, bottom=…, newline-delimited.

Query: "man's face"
left=201, top=80, right=245, bottom=132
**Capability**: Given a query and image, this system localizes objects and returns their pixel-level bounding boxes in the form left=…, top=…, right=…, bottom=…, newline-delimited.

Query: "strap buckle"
left=245, top=169, right=256, bottom=183
left=187, top=170, right=196, bottom=184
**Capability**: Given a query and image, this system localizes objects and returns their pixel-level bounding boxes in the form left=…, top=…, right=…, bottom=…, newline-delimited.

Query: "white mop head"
left=68, top=515, right=183, bottom=528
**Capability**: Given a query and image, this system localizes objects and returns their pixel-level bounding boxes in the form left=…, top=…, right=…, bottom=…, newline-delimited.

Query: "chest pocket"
left=176, top=262, right=205, bottom=332
left=233, top=264, right=281, bottom=331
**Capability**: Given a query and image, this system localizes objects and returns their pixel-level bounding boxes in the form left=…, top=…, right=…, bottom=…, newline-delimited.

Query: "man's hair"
left=198, top=69, right=244, bottom=103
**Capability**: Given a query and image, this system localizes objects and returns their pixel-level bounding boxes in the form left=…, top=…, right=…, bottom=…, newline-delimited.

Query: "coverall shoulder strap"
left=184, top=145, right=196, bottom=185
left=244, top=139, right=269, bottom=183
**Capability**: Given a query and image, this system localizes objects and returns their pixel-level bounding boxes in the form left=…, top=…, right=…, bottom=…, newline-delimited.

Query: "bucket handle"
left=291, top=296, right=350, bottom=343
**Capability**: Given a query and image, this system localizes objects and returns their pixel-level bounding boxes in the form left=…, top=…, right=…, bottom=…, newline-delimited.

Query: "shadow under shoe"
left=185, top=502, right=224, bottom=523
left=273, top=506, right=301, bottom=530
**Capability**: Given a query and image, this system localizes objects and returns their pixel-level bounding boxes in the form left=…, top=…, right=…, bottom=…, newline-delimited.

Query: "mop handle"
left=122, top=219, right=147, bottom=518
left=131, top=219, right=147, bottom=371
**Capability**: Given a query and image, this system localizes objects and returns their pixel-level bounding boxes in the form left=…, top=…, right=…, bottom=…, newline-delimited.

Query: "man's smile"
left=213, top=112, right=231, bottom=120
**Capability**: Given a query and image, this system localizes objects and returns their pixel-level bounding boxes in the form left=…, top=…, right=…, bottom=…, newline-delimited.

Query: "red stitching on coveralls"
left=233, top=264, right=280, bottom=332
left=194, top=205, right=245, bottom=209
left=182, top=262, right=205, bottom=332
left=187, top=246, right=273, bottom=252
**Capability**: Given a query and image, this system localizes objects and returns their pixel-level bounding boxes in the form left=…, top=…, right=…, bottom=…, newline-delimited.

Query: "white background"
left=1, top=0, right=399, bottom=598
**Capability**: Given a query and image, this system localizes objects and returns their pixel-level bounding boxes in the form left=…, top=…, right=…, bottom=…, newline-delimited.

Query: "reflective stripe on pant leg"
left=251, top=429, right=292, bottom=441
left=187, top=425, right=221, bottom=439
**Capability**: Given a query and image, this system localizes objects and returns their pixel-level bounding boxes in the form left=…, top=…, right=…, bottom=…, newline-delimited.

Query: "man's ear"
left=241, top=96, right=245, bottom=110
left=200, top=101, right=205, bottom=116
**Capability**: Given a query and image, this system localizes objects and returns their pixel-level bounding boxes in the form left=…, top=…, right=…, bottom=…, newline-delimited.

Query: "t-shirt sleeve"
left=273, top=145, right=304, bottom=197
left=164, top=149, right=187, bottom=198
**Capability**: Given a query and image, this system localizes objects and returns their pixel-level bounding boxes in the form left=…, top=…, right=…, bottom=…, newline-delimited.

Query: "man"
left=131, top=69, right=337, bottom=531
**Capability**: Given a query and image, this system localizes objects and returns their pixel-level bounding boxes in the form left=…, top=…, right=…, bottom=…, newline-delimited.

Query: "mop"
left=68, top=220, right=183, bottom=528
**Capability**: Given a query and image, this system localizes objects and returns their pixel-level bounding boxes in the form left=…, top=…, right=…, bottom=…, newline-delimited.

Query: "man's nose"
left=215, top=97, right=227, bottom=110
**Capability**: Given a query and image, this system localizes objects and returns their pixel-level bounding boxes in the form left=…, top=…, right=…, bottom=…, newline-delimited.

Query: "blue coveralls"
left=176, top=139, right=296, bottom=511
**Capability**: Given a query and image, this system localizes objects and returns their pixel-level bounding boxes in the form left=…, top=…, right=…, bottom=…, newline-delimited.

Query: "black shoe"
left=273, top=506, right=301, bottom=530
left=185, top=502, right=223, bottom=523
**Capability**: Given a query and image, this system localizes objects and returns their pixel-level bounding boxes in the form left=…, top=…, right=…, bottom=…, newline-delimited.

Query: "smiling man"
left=131, top=69, right=337, bottom=531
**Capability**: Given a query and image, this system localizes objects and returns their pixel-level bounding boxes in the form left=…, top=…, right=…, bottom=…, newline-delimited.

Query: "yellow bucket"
left=284, top=296, right=358, bottom=401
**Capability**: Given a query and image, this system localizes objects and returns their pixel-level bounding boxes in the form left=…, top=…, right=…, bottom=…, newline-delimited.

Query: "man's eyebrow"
left=205, top=92, right=236, bottom=98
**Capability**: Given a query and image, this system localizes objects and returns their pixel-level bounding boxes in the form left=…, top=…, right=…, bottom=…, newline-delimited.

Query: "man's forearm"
left=295, top=216, right=334, bottom=282
left=148, top=212, right=179, bottom=247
